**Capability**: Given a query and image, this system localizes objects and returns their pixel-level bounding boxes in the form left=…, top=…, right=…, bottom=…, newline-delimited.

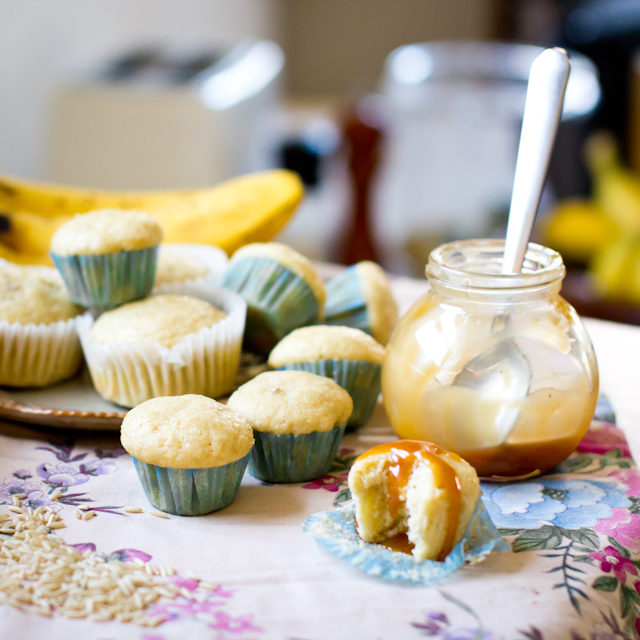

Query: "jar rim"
left=426, top=239, right=565, bottom=289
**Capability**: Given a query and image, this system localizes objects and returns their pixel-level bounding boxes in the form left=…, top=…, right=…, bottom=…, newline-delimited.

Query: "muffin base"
left=0, top=318, right=82, bottom=387
left=278, top=360, right=381, bottom=431
left=223, top=257, right=321, bottom=354
left=249, top=425, right=346, bottom=483
left=133, top=454, right=250, bottom=516
left=51, top=246, right=158, bottom=309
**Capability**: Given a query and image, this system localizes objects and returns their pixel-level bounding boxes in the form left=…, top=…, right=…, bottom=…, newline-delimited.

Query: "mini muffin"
left=222, top=242, right=326, bottom=354
left=154, top=243, right=228, bottom=287
left=121, top=394, right=254, bottom=515
left=348, top=440, right=480, bottom=561
left=0, top=263, right=82, bottom=387
left=227, top=370, right=352, bottom=483
left=268, top=326, right=384, bottom=430
left=325, top=261, right=399, bottom=346
left=50, top=208, right=163, bottom=308
left=77, top=284, right=246, bottom=407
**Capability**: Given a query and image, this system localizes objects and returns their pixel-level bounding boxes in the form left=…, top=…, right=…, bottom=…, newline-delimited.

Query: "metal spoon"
left=453, top=48, right=571, bottom=446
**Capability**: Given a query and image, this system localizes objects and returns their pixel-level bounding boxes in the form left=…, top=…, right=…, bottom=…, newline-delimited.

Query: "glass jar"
left=382, top=239, right=599, bottom=480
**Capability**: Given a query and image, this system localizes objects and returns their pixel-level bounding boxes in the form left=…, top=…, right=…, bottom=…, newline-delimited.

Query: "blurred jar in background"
left=373, top=41, right=600, bottom=275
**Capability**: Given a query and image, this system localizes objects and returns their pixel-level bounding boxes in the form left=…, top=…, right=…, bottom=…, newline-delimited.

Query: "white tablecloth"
left=1, top=275, right=639, bottom=640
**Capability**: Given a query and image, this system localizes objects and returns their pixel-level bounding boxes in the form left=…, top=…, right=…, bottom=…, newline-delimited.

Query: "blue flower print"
left=482, top=477, right=630, bottom=530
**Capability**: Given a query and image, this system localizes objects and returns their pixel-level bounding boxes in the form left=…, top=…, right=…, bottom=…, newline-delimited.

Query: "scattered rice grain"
left=123, top=507, right=142, bottom=514
left=149, top=512, right=169, bottom=519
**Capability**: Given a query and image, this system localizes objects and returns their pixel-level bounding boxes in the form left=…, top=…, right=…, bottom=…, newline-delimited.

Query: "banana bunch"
left=543, top=131, right=640, bottom=303
left=0, top=170, right=304, bottom=265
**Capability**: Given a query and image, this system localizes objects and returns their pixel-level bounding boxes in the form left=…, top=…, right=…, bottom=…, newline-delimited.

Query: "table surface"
left=1, top=275, right=640, bottom=640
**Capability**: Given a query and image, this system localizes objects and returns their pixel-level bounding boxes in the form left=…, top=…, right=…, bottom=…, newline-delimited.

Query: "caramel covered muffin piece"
left=348, top=440, right=480, bottom=561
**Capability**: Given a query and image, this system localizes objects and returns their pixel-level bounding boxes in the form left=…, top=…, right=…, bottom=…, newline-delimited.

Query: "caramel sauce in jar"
left=357, top=440, right=462, bottom=560
left=382, top=240, right=599, bottom=480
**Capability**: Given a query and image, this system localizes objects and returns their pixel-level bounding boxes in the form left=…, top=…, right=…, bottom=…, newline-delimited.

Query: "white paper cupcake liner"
left=76, top=281, right=247, bottom=408
left=0, top=317, right=82, bottom=387
left=154, top=243, right=229, bottom=288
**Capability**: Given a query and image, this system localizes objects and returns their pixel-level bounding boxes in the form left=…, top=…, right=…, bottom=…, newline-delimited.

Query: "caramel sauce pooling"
left=357, top=440, right=463, bottom=561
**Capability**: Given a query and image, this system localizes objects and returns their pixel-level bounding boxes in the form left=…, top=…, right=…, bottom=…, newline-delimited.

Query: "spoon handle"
left=502, top=48, right=571, bottom=275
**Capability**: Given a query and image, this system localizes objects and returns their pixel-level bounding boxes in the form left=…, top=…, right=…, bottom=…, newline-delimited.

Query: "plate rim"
left=0, top=391, right=126, bottom=430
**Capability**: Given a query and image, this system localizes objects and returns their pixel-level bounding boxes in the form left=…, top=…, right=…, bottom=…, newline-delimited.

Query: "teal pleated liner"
left=249, top=424, right=346, bottom=483
left=132, top=453, right=250, bottom=516
left=324, top=266, right=371, bottom=336
left=222, top=257, right=320, bottom=354
left=51, top=246, right=158, bottom=309
left=279, top=360, right=381, bottom=431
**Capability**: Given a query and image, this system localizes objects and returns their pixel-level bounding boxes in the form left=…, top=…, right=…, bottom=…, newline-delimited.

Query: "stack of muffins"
left=0, top=208, right=402, bottom=520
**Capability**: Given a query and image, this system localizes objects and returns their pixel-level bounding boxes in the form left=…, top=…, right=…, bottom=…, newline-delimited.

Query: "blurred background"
left=5, top=0, right=640, bottom=322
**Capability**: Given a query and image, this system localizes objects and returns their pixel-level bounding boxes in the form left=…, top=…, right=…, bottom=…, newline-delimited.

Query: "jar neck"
left=426, top=239, right=566, bottom=305
left=428, top=276, right=563, bottom=306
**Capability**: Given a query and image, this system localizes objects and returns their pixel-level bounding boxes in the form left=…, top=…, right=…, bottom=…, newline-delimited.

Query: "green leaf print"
left=592, top=576, right=619, bottom=592
left=511, top=526, right=563, bottom=553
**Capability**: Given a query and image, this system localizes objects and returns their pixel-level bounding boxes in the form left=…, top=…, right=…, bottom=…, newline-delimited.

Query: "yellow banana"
left=584, top=132, right=640, bottom=233
left=589, top=234, right=637, bottom=300
left=0, top=170, right=304, bottom=263
left=542, top=199, right=617, bottom=263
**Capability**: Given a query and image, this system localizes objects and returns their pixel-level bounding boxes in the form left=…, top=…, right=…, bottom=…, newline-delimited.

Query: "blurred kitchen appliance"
left=374, top=42, right=600, bottom=275
left=46, top=41, right=284, bottom=189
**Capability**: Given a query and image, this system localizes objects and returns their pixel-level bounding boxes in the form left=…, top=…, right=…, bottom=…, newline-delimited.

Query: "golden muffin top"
left=51, top=209, right=163, bottom=256
left=154, top=247, right=209, bottom=286
left=227, top=370, right=352, bottom=435
left=120, top=394, right=254, bottom=469
left=90, top=294, right=226, bottom=347
left=268, top=325, right=384, bottom=367
left=0, top=263, right=81, bottom=325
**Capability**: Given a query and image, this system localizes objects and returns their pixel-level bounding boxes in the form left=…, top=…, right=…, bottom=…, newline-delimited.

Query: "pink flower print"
left=209, top=611, right=263, bottom=634
left=578, top=423, right=632, bottom=458
left=170, top=576, right=200, bottom=592
left=302, top=471, right=348, bottom=492
left=590, top=545, right=638, bottom=583
left=594, top=468, right=640, bottom=554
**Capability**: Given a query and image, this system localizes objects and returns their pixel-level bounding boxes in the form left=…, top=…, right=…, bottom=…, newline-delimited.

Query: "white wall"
left=0, top=0, right=281, bottom=179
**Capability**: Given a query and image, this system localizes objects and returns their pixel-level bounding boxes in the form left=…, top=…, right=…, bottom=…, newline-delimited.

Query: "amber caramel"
left=357, top=441, right=463, bottom=561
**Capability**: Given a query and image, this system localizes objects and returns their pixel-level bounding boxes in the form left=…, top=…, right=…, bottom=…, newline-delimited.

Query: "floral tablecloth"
left=1, top=277, right=640, bottom=640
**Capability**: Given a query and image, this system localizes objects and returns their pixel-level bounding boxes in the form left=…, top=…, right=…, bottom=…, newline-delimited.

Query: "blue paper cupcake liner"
left=222, top=257, right=321, bottom=354
left=132, top=454, right=250, bottom=516
left=278, top=360, right=381, bottom=431
left=51, top=246, right=158, bottom=309
left=249, top=424, right=346, bottom=483
left=324, top=266, right=371, bottom=336
left=303, top=498, right=509, bottom=584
